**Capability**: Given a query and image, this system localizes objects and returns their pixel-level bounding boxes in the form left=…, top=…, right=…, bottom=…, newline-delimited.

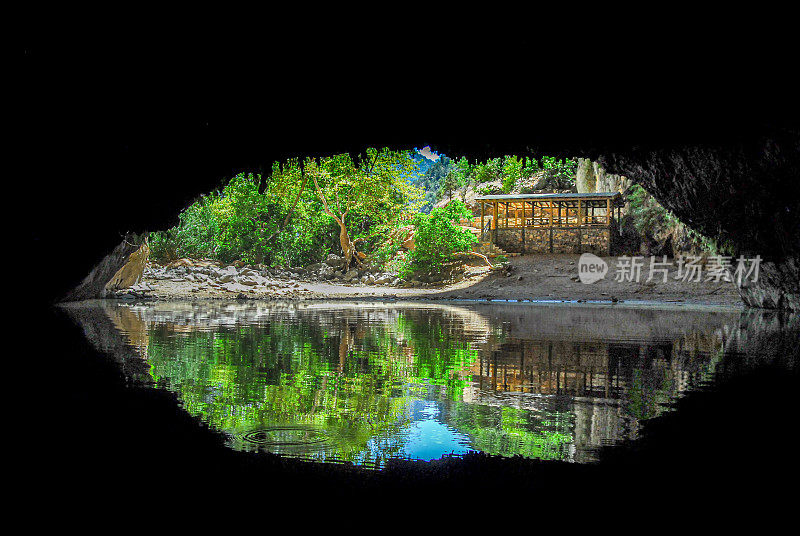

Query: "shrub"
left=402, top=200, right=478, bottom=278
left=149, top=230, right=179, bottom=262
left=627, top=184, right=729, bottom=255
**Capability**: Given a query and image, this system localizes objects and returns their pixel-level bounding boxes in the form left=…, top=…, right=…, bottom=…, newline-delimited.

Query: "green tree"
left=308, top=148, right=422, bottom=270
left=541, top=155, right=577, bottom=188
left=501, top=155, right=523, bottom=193
left=403, top=199, right=477, bottom=277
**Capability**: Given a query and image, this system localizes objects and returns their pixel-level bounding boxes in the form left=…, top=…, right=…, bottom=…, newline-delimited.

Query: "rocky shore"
left=119, top=253, right=744, bottom=307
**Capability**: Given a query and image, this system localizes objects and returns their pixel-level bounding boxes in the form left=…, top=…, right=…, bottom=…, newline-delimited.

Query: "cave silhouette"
left=18, top=28, right=800, bottom=513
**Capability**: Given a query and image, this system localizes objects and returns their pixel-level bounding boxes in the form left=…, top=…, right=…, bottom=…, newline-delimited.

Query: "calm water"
left=62, top=299, right=798, bottom=467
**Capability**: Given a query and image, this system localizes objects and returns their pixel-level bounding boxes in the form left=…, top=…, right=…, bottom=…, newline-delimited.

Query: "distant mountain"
left=410, top=150, right=436, bottom=176
left=409, top=150, right=453, bottom=213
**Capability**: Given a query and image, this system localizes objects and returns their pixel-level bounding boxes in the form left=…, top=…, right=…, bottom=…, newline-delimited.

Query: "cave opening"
left=59, top=131, right=799, bottom=311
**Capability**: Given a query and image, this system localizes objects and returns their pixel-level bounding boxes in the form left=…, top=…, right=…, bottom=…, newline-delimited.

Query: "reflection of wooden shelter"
left=475, top=192, right=625, bottom=254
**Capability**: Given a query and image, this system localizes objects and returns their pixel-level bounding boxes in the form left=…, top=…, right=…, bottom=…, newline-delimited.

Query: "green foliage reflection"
left=144, top=309, right=492, bottom=463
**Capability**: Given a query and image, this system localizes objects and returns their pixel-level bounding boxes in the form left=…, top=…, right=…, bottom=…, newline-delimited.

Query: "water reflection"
left=61, top=300, right=797, bottom=466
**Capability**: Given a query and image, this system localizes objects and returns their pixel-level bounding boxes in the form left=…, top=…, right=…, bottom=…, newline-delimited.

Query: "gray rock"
left=325, top=254, right=346, bottom=268
left=343, top=269, right=359, bottom=282
left=375, top=274, right=393, bottom=285
left=221, top=282, right=250, bottom=293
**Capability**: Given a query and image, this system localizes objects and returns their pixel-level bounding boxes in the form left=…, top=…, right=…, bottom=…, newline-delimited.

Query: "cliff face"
left=575, top=158, right=630, bottom=195
left=597, top=129, right=800, bottom=310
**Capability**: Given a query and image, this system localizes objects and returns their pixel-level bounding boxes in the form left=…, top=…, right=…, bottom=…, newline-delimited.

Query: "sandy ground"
left=434, top=254, right=744, bottom=306
left=139, top=254, right=744, bottom=307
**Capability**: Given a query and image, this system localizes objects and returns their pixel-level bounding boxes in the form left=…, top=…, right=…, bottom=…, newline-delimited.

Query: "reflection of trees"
left=144, top=306, right=482, bottom=463
left=444, top=402, right=574, bottom=461
left=62, top=300, right=759, bottom=465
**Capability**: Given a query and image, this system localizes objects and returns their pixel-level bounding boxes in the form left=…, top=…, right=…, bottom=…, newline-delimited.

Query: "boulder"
left=221, top=282, right=250, bottom=293
left=374, top=274, right=393, bottom=285
left=103, top=240, right=151, bottom=294
left=324, top=254, right=346, bottom=268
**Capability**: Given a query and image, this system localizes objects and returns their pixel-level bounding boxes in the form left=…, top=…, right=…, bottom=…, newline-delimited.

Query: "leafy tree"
left=473, top=157, right=503, bottom=185
left=403, top=199, right=477, bottom=277
left=307, top=148, right=422, bottom=270
left=501, top=155, right=523, bottom=193
left=439, top=158, right=471, bottom=202
left=540, top=155, right=577, bottom=188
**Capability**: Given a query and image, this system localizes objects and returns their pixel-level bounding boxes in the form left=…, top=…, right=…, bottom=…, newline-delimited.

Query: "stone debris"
left=124, top=254, right=476, bottom=301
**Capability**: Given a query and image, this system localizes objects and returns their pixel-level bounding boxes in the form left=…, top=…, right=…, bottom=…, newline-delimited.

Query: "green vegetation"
left=627, top=184, right=729, bottom=255
left=401, top=200, right=477, bottom=279
left=627, top=184, right=680, bottom=235
left=149, top=147, right=580, bottom=276
left=410, top=152, right=577, bottom=210
left=150, top=149, right=422, bottom=268
left=306, top=148, right=422, bottom=269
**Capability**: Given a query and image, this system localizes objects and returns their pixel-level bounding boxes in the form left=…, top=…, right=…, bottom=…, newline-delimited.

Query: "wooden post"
left=480, top=200, right=485, bottom=241
left=606, top=198, right=611, bottom=225
left=493, top=201, right=498, bottom=242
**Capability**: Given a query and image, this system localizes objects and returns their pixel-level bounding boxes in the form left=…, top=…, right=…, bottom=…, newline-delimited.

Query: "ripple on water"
left=238, top=426, right=331, bottom=450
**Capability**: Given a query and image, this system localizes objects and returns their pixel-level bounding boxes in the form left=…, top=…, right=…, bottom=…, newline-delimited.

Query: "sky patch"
left=417, top=146, right=441, bottom=162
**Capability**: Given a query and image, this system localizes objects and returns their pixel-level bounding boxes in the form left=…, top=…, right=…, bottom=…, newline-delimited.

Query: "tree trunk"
left=338, top=221, right=363, bottom=270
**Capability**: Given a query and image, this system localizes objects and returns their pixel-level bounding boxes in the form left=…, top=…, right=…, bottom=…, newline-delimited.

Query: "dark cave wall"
left=597, top=128, right=800, bottom=310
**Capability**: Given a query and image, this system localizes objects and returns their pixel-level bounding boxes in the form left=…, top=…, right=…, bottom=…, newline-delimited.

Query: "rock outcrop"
left=598, top=128, right=800, bottom=310
left=575, top=158, right=630, bottom=194
left=62, top=235, right=143, bottom=302
left=105, top=241, right=150, bottom=293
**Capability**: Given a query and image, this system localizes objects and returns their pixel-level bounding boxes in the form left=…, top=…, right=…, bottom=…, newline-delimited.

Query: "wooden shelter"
left=475, top=192, right=625, bottom=255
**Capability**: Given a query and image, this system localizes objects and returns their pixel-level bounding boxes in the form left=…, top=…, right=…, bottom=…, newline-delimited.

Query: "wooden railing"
left=496, top=214, right=611, bottom=228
